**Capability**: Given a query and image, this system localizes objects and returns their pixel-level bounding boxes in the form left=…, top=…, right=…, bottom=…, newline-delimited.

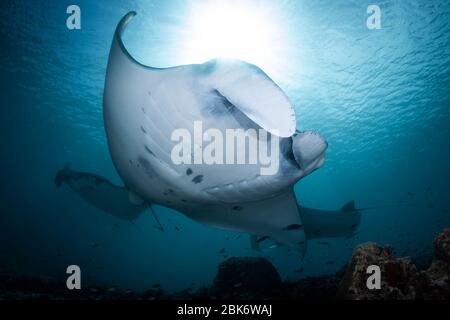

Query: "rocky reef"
left=1, top=229, right=449, bottom=300
left=211, top=257, right=283, bottom=299
left=337, top=228, right=450, bottom=300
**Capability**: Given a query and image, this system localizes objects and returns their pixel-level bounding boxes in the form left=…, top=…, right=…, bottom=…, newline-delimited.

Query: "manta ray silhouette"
left=56, top=12, right=359, bottom=257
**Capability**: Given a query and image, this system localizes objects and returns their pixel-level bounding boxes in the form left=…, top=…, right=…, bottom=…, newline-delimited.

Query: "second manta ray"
left=56, top=12, right=360, bottom=257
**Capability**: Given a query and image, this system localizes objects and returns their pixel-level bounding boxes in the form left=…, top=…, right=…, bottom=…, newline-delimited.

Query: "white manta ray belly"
left=103, top=12, right=328, bottom=252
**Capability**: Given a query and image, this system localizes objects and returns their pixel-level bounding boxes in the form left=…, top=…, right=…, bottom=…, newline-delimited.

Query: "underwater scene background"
left=0, top=0, right=449, bottom=294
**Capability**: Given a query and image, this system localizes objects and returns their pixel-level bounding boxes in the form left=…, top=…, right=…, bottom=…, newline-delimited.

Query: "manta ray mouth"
left=280, top=137, right=301, bottom=169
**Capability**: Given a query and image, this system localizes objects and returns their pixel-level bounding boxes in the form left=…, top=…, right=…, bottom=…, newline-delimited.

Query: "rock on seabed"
left=337, top=228, right=450, bottom=300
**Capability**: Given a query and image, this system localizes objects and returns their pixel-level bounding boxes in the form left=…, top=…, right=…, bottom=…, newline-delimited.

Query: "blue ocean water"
left=0, top=0, right=449, bottom=292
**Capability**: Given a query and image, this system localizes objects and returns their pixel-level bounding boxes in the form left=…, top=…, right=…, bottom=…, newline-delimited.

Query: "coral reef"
left=337, top=243, right=418, bottom=299
left=337, top=228, right=450, bottom=300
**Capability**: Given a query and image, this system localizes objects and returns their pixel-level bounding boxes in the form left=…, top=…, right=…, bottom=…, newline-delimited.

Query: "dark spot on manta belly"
left=283, top=224, right=303, bottom=231
left=186, top=168, right=193, bottom=175
left=137, top=156, right=156, bottom=178
left=232, top=206, right=243, bottom=211
left=192, top=175, right=203, bottom=184
left=140, top=126, right=147, bottom=134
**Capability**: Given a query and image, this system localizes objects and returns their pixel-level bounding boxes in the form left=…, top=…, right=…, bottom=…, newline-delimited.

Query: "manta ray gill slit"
left=177, top=1, right=292, bottom=79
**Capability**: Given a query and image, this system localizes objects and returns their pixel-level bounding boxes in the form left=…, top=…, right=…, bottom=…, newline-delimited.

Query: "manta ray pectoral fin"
left=55, top=165, right=146, bottom=221
left=340, top=200, right=356, bottom=212
left=186, top=190, right=307, bottom=257
left=200, top=59, right=296, bottom=137
left=109, top=12, right=296, bottom=138
left=54, top=162, right=71, bottom=187
left=300, top=202, right=361, bottom=240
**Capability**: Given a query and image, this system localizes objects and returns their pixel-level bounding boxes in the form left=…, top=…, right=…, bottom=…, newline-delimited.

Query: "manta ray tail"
left=356, top=203, right=427, bottom=211
left=150, top=206, right=165, bottom=232
left=129, top=220, right=142, bottom=232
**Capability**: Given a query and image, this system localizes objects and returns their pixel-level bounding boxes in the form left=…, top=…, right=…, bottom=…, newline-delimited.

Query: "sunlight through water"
left=176, top=1, right=292, bottom=80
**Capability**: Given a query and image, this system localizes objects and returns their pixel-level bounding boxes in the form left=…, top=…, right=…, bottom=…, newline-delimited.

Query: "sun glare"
left=177, top=1, right=290, bottom=78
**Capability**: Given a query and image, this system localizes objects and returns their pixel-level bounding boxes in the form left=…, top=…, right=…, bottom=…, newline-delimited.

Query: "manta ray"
left=55, top=12, right=361, bottom=257
left=55, top=164, right=361, bottom=250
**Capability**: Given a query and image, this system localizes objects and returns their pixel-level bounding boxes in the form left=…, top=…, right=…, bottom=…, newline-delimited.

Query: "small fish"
left=319, top=241, right=329, bottom=245
left=398, top=200, right=405, bottom=204
left=351, top=223, right=358, bottom=228
left=307, top=259, right=312, bottom=264
left=326, top=261, right=334, bottom=265
left=226, top=236, right=230, bottom=240
left=234, top=282, right=242, bottom=288
left=427, top=204, right=435, bottom=209
left=268, top=244, right=278, bottom=249
left=235, top=235, right=241, bottom=239
left=407, top=192, right=414, bottom=197
left=283, top=224, right=303, bottom=231
left=256, top=236, right=270, bottom=243
left=218, top=248, right=225, bottom=254
left=175, top=226, right=180, bottom=231
left=114, top=223, right=120, bottom=229
left=91, top=243, right=99, bottom=248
